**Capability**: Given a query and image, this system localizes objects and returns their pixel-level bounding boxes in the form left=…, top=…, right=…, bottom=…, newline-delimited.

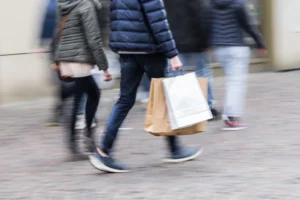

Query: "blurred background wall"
left=0, top=0, right=52, bottom=104
left=271, top=0, right=300, bottom=71
left=0, top=0, right=300, bottom=104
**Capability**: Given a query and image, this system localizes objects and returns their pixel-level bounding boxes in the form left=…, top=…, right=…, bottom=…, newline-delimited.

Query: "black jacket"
left=164, top=0, right=211, bottom=53
left=54, top=0, right=108, bottom=70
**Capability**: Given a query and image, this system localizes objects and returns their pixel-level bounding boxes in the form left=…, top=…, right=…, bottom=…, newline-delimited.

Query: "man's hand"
left=257, top=49, right=267, bottom=57
left=103, top=70, right=112, bottom=82
left=170, top=56, right=183, bottom=71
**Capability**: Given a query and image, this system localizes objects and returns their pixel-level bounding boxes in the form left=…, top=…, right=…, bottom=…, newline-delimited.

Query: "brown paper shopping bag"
left=145, top=78, right=208, bottom=136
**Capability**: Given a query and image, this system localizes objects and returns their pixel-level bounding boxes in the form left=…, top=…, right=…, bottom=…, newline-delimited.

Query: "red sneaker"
left=222, top=115, right=247, bottom=131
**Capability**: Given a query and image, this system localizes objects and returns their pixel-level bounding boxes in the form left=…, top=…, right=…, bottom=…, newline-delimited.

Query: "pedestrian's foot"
left=222, top=115, right=247, bottom=131
left=69, top=144, right=87, bottom=161
left=91, top=118, right=97, bottom=128
left=75, top=115, right=86, bottom=130
left=68, top=141, right=87, bottom=161
left=84, top=136, right=96, bottom=154
left=208, top=108, right=221, bottom=121
left=75, top=116, right=97, bottom=130
left=70, top=152, right=87, bottom=161
left=89, top=148, right=129, bottom=173
left=163, top=146, right=203, bottom=163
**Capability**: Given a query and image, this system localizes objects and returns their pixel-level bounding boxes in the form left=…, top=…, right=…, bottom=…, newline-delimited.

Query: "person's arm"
left=80, top=4, right=108, bottom=71
left=139, top=0, right=178, bottom=58
left=50, top=9, right=61, bottom=63
left=237, top=5, right=265, bottom=49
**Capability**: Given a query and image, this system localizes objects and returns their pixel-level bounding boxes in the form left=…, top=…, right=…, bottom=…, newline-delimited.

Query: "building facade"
left=0, top=0, right=299, bottom=104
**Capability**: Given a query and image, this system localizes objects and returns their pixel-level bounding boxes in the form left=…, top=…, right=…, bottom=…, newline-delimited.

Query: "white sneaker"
left=139, top=98, right=149, bottom=104
left=91, top=119, right=97, bottom=128
left=75, top=115, right=86, bottom=130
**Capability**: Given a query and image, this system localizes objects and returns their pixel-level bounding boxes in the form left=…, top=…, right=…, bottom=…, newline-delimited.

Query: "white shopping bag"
left=162, top=72, right=213, bottom=130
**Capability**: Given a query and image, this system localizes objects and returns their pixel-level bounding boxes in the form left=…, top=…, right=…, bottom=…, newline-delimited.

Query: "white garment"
left=60, top=62, right=93, bottom=78
left=214, top=47, right=250, bottom=117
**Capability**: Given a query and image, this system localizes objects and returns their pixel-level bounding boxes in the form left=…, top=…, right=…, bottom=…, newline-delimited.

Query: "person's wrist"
left=167, top=49, right=179, bottom=59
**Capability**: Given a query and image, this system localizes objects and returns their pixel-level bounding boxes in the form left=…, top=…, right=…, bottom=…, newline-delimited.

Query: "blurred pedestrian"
left=40, top=0, right=76, bottom=127
left=164, top=0, right=221, bottom=120
left=89, top=0, right=202, bottom=173
left=41, top=0, right=57, bottom=45
left=210, top=0, right=266, bottom=130
left=54, top=0, right=111, bottom=160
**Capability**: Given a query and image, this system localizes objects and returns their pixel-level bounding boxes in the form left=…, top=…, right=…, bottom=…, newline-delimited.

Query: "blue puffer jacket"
left=109, top=0, right=178, bottom=58
left=41, top=0, right=57, bottom=40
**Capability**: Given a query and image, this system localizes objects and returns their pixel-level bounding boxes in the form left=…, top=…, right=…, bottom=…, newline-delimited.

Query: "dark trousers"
left=70, top=76, right=100, bottom=143
left=101, top=54, right=180, bottom=154
left=52, top=81, right=75, bottom=120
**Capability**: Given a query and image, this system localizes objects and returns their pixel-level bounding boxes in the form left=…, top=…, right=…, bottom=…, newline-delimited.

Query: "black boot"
left=69, top=140, right=87, bottom=161
left=84, top=128, right=96, bottom=154
left=209, top=108, right=221, bottom=121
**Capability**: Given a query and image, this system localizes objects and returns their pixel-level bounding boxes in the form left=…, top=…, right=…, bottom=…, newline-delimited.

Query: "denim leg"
left=137, top=74, right=150, bottom=100
left=141, top=74, right=150, bottom=93
left=141, top=54, right=181, bottom=154
left=214, top=47, right=250, bottom=117
left=101, top=55, right=144, bottom=154
left=77, top=94, right=87, bottom=115
left=194, top=52, right=214, bottom=109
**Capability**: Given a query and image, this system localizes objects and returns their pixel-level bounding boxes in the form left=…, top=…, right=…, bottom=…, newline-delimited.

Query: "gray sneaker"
left=163, top=146, right=203, bottom=163
left=89, top=149, right=129, bottom=173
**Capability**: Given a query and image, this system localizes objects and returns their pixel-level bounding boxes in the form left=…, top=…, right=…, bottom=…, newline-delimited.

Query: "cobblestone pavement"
left=1, top=71, right=300, bottom=200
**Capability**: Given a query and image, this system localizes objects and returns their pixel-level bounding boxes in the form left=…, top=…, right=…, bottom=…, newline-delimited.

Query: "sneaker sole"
left=89, top=155, right=129, bottom=173
left=222, top=126, right=248, bottom=131
left=163, top=148, right=203, bottom=163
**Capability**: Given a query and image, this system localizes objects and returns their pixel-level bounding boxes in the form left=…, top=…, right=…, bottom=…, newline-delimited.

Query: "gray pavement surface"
left=1, top=71, right=300, bottom=200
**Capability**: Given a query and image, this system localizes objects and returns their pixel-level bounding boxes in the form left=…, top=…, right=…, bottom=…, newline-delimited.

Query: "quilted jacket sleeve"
left=237, top=5, right=265, bottom=49
left=80, top=5, right=108, bottom=70
left=140, top=0, right=178, bottom=58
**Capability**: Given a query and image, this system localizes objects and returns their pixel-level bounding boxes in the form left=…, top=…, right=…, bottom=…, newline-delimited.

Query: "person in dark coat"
left=210, top=0, right=266, bottom=130
left=164, top=0, right=220, bottom=120
left=89, top=0, right=202, bottom=173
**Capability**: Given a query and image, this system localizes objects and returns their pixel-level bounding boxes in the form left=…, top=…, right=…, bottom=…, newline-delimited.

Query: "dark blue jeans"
left=101, top=54, right=180, bottom=154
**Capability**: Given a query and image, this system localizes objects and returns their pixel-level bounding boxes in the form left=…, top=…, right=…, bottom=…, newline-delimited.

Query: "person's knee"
left=118, top=95, right=136, bottom=109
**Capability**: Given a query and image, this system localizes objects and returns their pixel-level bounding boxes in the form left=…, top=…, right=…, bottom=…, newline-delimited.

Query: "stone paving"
left=1, top=71, right=300, bottom=200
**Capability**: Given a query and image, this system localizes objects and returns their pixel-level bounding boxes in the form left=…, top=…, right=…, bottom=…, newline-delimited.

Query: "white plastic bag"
left=162, top=72, right=213, bottom=130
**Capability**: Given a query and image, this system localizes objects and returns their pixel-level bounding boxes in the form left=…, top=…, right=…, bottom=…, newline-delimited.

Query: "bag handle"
left=56, top=16, right=67, bottom=41
left=171, top=69, right=184, bottom=77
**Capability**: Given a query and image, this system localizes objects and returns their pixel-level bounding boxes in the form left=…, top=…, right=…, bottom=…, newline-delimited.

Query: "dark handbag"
left=54, top=15, right=73, bottom=82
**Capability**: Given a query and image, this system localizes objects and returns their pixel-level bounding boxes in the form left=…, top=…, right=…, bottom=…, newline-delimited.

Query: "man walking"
left=164, top=0, right=221, bottom=120
left=89, top=0, right=202, bottom=173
